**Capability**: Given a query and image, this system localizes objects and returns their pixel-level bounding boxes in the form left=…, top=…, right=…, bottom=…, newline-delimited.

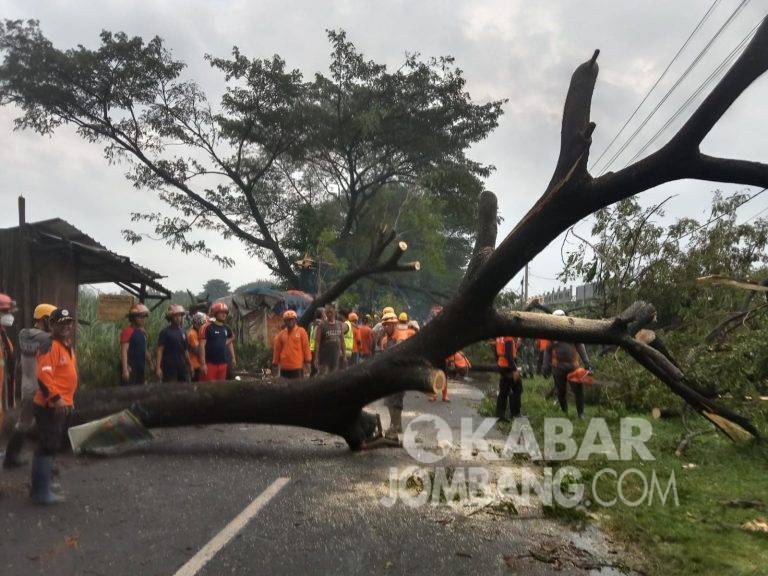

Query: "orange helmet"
left=283, top=309, right=298, bottom=320
left=129, top=303, right=150, bottom=317
left=210, top=302, right=229, bottom=315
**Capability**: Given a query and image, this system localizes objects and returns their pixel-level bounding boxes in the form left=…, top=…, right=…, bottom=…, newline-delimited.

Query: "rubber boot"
left=3, top=433, right=28, bottom=469
left=30, top=455, right=65, bottom=505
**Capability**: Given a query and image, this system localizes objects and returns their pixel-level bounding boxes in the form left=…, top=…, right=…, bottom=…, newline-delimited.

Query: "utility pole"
left=523, top=264, right=529, bottom=303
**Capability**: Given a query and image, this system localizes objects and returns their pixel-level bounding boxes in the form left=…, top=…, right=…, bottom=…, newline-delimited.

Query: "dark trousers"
left=497, top=371, right=523, bottom=419
left=536, top=351, right=544, bottom=375
left=120, top=364, right=145, bottom=386
left=554, top=369, right=584, bottom=416
left=33, top=404, right=70, bottom=457
left=162, top=364, right=190, bottom=383
left=280, top=369, right=303, bottom=379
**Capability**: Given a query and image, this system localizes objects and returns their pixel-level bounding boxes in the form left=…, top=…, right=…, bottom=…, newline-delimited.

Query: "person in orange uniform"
left=0, top=292, right=17, bottom=415
left=380, top=312, right=411, bottom=441
left=535, top=338, right=550, bottom=375
left=358, top=315, right=374, bottom=362
left=495, top=335, right=522, bottom=421
left=272, top=310, right=311, bottom=379
left=394, top=312, right=416, bottom=342
left=188, top=312, right=207, bottom=381
left=31, top=308, right=77, bottom=505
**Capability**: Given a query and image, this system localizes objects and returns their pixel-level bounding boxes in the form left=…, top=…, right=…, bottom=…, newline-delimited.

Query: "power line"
left=589, top=0, right=721, bottom=172
left=739, top=202, right=768, bottom=225
left=624, top=21, right=759, bottom=166
left=677, top=187, right=768, bottom=240
left=595, top=0, right=751, bottom=175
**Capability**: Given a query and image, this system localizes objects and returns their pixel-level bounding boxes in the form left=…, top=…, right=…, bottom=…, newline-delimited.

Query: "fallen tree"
left=6, top=15, right=768, bottom=448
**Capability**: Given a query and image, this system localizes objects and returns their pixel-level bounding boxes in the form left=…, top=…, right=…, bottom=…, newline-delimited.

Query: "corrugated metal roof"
left=2, top=218, right=169, bottom=295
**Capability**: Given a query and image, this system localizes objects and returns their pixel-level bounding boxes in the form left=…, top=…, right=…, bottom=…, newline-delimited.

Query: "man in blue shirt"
left=156, top=304, right=191, bottom=383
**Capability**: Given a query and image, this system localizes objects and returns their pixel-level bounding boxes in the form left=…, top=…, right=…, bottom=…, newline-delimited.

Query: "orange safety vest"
left=393, top=324, right=415, bottom=342
left=495, top=336, right=518, bottom=368
left=449, top=351, right=471, bottom=369
left=536, top=338, right=550, bottom=352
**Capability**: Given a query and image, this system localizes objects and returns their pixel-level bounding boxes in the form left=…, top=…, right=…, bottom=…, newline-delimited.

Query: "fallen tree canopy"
left=6, top=15, right=768, bottom=449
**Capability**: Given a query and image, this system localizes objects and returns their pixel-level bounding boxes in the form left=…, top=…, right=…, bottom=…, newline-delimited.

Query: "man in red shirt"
left=272, top=310, right=311, bottom=379
left=31, top=308, right=77, bottom=505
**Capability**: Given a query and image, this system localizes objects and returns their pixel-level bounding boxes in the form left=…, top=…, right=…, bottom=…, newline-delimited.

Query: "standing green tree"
left=200, top=278, right=231, bottom=301
left=0, top=21, right=504, bottom=322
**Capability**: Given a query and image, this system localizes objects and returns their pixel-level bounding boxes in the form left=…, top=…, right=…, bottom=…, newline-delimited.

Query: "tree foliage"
left=560, top=192, right=768, bottom=326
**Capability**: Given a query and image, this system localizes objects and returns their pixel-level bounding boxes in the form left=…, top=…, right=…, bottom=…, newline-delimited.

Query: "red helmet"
left=0, top=293, right=16, bottom=312
left=210, top=302, right=229, bottom=315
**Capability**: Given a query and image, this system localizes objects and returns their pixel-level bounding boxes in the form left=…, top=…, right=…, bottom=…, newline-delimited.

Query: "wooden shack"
left=0, top=197, right=170, bottom=334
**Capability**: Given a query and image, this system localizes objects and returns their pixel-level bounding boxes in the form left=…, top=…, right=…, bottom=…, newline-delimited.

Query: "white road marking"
left=174, top=477, right=290, bottom=576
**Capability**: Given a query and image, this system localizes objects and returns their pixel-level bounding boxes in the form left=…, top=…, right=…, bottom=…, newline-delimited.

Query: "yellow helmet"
left=382, top=312, right=398, bottom=324
left=398, top=312, right=408, bottom=322
left=33, top=303, right=57, bottom=321
left=382, top=306, right=395, bottom=316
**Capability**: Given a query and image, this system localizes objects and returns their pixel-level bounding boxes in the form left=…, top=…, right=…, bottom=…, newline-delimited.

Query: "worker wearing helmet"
left=372, top=306, right=396, bottom=353
left=31, top=308, right=77, bottom=504
left=156, top=304, right=191, bottom=383
left=272, top=310, right=311, bottom=379
left=379, top=312, right=406, bottom=441
left=358, top=315, right=374, bottom=361
left=187, top=312, right=207, bottom=381
left=314, top=304, right=346, bottom=375
left=3, top=304, right=51, bottom=469
left=3, top=303, right=54, bottom=469
left=120, top=303, right=153, bottom=386
left=393, top=312, right=416, bottom=343
left=543, top=310, right=593, bottom=418
left=200, top=301, right=235, bottom=381
left=0, top=293, right=17, bottom=415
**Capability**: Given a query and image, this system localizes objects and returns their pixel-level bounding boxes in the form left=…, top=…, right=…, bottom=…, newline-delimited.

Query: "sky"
left=1, top=0, right=767, bottom=298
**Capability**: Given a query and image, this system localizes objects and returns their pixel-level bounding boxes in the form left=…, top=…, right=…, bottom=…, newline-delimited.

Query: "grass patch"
left=479, top=376, right=768, bottom=576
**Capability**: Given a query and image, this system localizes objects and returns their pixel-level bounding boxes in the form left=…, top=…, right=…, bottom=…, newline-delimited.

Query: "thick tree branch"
left=298, top=230, right=420, bottom=327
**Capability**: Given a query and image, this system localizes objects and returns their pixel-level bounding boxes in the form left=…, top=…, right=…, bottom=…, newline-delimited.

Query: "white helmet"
left=553, top=309, right=566, bottom=316
left=192, top=311, right=207, bottom=327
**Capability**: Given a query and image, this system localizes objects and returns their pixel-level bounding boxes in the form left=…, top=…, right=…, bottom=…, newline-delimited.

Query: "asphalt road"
left=1, top=382, right=635, bottom=576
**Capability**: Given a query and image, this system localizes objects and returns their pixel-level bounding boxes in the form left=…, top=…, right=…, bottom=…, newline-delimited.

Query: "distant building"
left=532, top=282, right=601, bottom=310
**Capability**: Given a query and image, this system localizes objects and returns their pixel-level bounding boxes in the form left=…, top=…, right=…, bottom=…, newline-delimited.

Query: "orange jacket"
left=352, top=325, right=362, bottom=353
left=536, top=338, right=550, bottom=352
left=495, top=336, right=518, bottom=368
left=187, top=328, right=201, bottom=370
left=273, top=326, right=311, bottom=371
left=447, top=351, right=471, bottom=369
left=393, top=324, right=416, bottom=342
left=358, top=325, right=374, bottom=355
left=34, top=339, right=78, bottom=407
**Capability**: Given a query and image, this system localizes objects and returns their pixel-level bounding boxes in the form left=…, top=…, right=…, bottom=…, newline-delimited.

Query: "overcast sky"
left=1, top=0, right=767, bottom=298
